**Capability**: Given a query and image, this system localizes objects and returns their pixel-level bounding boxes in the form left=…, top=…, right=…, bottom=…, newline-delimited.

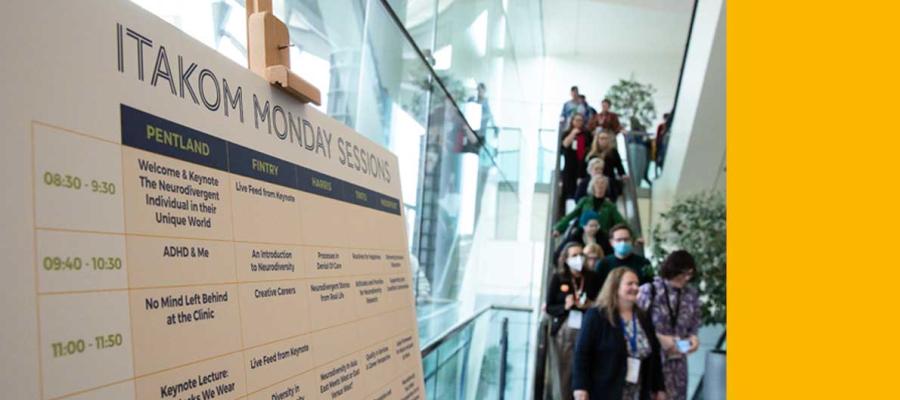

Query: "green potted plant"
left=651, top=191, right=726, bottom=324
left=605, top=77, right=657, bottom=184
left=604, top=76, right=657, bottom=132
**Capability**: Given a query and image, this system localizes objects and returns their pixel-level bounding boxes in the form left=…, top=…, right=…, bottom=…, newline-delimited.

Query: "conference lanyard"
left=662, top=283, right=682, bottom=331
left=620, top=313, right=638, bottom=354
left=571, top=276, right=585, bottom=297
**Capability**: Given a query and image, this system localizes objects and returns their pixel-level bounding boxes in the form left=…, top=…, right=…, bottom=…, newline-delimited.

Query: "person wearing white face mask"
left=546, top=242, right=602, bottom=400
left=597, top=224, right=652, bottom=286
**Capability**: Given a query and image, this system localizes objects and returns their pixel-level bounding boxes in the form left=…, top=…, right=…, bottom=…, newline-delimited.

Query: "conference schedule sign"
left=0, top=1, right=424, bottom=399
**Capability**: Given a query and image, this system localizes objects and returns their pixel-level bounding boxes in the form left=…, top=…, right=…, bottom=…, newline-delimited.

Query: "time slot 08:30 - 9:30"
left=42, top=170, right=117, bottom=195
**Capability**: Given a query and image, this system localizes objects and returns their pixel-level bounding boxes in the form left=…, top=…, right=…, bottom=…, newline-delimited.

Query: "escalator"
left=531, top=149, right=646, bottom=400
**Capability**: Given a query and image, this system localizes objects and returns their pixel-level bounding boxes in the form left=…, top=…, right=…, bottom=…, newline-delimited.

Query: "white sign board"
left=0, top=1, right=425, bottom=399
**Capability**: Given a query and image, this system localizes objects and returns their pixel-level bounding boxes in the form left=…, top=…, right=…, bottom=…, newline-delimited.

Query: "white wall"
left=651, top=0, right=726, bottom=221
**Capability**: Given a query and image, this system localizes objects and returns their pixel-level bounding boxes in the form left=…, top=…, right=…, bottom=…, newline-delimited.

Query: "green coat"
left=553, top=196, right=626, bottom=234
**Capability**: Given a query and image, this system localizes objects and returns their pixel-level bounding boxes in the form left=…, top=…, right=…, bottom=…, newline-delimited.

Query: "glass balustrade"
left=421, top=307, right=534, bottom=400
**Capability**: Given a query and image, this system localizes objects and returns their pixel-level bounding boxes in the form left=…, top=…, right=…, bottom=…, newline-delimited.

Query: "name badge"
left=626, top=357, right=641, bottom=383
left=566, top=310, right=583, bottom=329
left=571, top=141, right=578, bottom=151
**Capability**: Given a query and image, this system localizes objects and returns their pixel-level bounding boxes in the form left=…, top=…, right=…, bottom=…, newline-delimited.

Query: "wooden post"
left=246, top=0, right=321, bottom=105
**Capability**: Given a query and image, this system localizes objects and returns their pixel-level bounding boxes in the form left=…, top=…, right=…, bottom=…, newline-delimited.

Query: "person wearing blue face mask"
left=596, top=224, right=652, bottom=286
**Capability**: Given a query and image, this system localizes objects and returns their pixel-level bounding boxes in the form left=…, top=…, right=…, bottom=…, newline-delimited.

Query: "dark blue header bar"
left=121, top=104, right=228, bottom=171
left=120, top=104, right=400, bottom=215
left=228, top=142, right=298, bottom=189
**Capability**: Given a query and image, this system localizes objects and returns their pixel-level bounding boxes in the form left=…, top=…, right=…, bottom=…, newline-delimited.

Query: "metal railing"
left=420, top=305, right=534, bottom=400
left=420, top=304, right=532, bottom=357
left=498, top=317, right=510, bottom=400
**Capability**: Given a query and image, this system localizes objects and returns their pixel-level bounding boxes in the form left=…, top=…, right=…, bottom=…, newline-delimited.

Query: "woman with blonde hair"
left=572, top=267, right=666, bottom=400
left=574, top=157, right=606, bottom=200
left=583, top=243, right=604, bottom=272
left=587, top=130, right=627, bottom=202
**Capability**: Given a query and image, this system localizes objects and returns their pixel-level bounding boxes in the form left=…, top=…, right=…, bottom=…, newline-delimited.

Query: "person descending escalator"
left=546, top=242, right=601, bottom=400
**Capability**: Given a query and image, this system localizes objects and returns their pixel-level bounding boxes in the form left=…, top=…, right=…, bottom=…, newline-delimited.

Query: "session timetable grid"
left=31, top=106, right=421, bottom=400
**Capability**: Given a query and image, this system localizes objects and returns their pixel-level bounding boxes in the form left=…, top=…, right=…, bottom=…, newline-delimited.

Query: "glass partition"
left=536, top=128, right=557, bottom=185
left=131, top=0, right=548, bottom=354
left=421, top=307, right=533, bottom=400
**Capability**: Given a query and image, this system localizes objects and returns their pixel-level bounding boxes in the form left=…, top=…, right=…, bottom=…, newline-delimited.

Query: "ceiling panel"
left=542, top=0, right=694, bottom=57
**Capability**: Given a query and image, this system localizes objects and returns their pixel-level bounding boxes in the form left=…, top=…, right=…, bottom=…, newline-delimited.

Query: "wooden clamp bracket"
left=246, top=0, right=321, bottom=105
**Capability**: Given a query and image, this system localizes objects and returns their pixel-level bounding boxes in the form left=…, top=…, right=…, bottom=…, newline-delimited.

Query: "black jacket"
left=602, top=150, right=626, bottom=179
left=546, top=270, right=601, bottom=335
left=572, top=307, right=665, bottom=400
left=585, top=151, right=625, bottom=201
left=596, top=253, right=653, bottom=286
left=573, top=177, right=592, bottom=201
left=560, top=130, right=591, bottom=179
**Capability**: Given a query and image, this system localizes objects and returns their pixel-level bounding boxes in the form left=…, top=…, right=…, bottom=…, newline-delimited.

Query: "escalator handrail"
left=533, top=148, right=564, bottom=399
left=622, top=172, right=645, bottom=255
